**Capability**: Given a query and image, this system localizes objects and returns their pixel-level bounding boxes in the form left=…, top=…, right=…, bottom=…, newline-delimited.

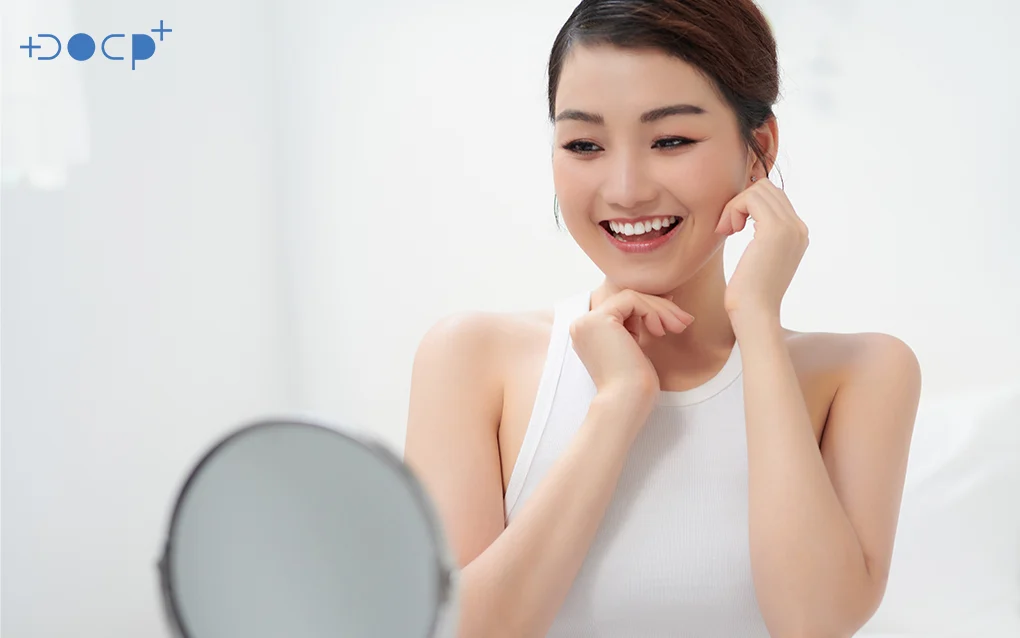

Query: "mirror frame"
left=156, top=418, right=458, bottom=638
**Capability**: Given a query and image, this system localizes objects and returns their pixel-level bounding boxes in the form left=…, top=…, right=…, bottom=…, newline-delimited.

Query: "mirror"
left=157, top=419, right=458, bottom=638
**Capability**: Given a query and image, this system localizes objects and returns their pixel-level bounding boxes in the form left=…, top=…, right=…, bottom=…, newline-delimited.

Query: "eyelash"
left=561, top=137, right=697, bottom=155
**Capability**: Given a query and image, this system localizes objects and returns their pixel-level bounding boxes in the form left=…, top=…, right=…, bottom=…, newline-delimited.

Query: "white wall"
left=275, top=0, right=1020, bottom=453
left=2, top=0, right=1018, bottom=636
left=1, top=0, right=292, bottom=636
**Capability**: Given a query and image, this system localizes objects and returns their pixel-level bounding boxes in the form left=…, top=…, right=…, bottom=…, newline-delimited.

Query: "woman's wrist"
left=588, top=386, right=655, bottom=440
left=728, top=306, right=783, bottom=341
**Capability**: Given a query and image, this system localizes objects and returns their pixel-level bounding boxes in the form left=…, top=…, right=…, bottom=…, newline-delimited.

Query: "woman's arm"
left=403, top=313, right=647, bottom=638
left=733, top=312, right=921, bottom=638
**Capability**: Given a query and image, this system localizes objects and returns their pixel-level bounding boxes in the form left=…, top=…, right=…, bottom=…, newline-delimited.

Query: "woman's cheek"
left=553, top=159, right=600, bottom=218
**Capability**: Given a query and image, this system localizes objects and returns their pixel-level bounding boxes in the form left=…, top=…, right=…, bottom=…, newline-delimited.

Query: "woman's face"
left=552, top=44, right=758, bottom=294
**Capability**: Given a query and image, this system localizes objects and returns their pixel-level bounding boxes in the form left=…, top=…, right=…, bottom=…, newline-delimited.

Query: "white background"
left=2, top=0, right=1018, bottom=636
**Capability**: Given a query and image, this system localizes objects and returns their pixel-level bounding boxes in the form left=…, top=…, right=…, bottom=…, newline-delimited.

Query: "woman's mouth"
left=599, top=216, right=683, bottom=253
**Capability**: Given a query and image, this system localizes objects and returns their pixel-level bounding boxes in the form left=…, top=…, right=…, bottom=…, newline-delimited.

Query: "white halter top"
left=503, top=290, right=770, bottom=637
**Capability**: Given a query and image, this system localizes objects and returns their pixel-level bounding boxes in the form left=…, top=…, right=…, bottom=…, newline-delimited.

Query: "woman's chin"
left=601, top=272, right=684, bottom=296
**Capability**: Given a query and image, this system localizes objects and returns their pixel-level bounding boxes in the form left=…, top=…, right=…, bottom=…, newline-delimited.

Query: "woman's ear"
left=753, top=116, right=779, bottom=175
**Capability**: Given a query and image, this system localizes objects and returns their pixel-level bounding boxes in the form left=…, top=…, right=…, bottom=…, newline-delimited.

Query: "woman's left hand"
left=715, top=178, right=809, bottom=322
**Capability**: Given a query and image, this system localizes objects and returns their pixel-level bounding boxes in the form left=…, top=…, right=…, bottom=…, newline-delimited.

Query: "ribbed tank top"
left=503, top=290, right=770, bottom=637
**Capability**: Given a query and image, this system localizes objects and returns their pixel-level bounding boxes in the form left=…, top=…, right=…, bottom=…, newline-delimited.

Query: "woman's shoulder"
left=420, top=306, right=554, bottom=344
left=414, top=306, right=556, bottom=377
left=784, top=328, right=916, bottom=363
left=783, top=328, right=920, bottom=389
left=781, top=330, right=921, bottom=440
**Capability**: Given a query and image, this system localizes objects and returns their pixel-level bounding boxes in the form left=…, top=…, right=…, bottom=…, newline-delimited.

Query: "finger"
left=622, top=313, right=657, bottom=339
left=732, top=208, right=749, bottom=233
left=648, top=295, right=695, bottom=328
left=728, top=188, right=780, bottom=238
left=605, top=291, right=694, bottom=337
left=629, top=299, right=667, bottom=337
left=755, top=180, right=795, bottom=222
left=636, top=293, right=693, bottom=332
left=715, top=192, right=736, bottom=234
left=758, top=182, right=808, bottom=234
left=718, top=191, right=748, bottom=236
left=643, top=298, right=687, bottom=334
left=742, top=188, right=779, bottom=225
left=624, top=292, right=686, bottom=337
left=668, top=304, right=695, bottom=327
left=632, top=295, right=673, bottom=336
left=605, top=292, right=665, bottom=336
left=715, top=196, right=737, bottom=235
left=642, top=311, right=668, bottom=337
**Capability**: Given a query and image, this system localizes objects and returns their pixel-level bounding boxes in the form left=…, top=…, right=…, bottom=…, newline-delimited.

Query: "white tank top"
left=503, top=290, right=771, bottom=637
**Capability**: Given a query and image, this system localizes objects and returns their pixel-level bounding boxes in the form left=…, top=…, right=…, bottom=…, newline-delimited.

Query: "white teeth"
left=608, top=216, right=678, bottom=236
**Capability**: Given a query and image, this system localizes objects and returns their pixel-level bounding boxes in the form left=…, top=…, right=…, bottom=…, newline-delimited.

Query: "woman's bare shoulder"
left=408, top=306, right=558, bottom=459
left=784, top=328, right=916, bottom=370
left=780, top=329, right=919, bottom=439
left=416, top=307, right=555, bottom=370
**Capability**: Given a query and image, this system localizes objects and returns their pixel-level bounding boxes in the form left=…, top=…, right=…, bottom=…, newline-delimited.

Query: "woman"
left=404, top=1, right=922, bottom=636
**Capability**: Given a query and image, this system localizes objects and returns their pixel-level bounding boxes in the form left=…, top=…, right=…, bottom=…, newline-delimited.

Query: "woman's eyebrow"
left=554, top=103, right=707, bottom=125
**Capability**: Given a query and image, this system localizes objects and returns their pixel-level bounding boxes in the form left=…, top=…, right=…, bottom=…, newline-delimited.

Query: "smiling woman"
left=403, top=1, right=921, bottom=637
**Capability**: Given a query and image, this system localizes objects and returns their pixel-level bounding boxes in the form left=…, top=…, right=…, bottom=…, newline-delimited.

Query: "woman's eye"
left=654, top=137, right=696, bottom=149
left=562, top=141, right=602, bottom=154
left=562, top=137, right=696, bottom=155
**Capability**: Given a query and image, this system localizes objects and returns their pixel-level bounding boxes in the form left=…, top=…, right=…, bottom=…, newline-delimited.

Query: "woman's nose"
left=601, top=150, right=658, bottom=210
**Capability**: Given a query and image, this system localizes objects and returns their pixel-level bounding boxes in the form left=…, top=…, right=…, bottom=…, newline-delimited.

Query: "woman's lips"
left=600, top=217, right=683, bottom=253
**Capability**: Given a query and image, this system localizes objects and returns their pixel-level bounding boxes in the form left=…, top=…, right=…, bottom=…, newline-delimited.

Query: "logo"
left=20, top=20, right=172, bottom=70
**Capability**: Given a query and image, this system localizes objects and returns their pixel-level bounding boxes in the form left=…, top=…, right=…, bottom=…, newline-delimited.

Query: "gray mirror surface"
left=159, top=420, right=456, bottom=638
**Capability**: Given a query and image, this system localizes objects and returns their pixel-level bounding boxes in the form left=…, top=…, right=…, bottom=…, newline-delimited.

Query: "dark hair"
left=548, top=0, right=783, bottom=223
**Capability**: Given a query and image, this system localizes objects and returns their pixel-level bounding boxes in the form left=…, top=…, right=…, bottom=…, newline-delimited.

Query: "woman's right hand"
left=569, top=289, right=694, bottom=414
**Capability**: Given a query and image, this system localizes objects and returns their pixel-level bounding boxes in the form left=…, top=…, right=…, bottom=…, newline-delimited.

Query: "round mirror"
left=157, top=419, right=458, bottom=638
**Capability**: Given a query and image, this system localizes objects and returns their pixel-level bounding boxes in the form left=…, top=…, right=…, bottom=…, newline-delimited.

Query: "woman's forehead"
left=554, top=45, right=723, bottom=120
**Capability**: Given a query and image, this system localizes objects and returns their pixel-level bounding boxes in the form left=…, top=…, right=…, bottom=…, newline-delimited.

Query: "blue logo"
left=20, top=20, right=172, bottom=70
